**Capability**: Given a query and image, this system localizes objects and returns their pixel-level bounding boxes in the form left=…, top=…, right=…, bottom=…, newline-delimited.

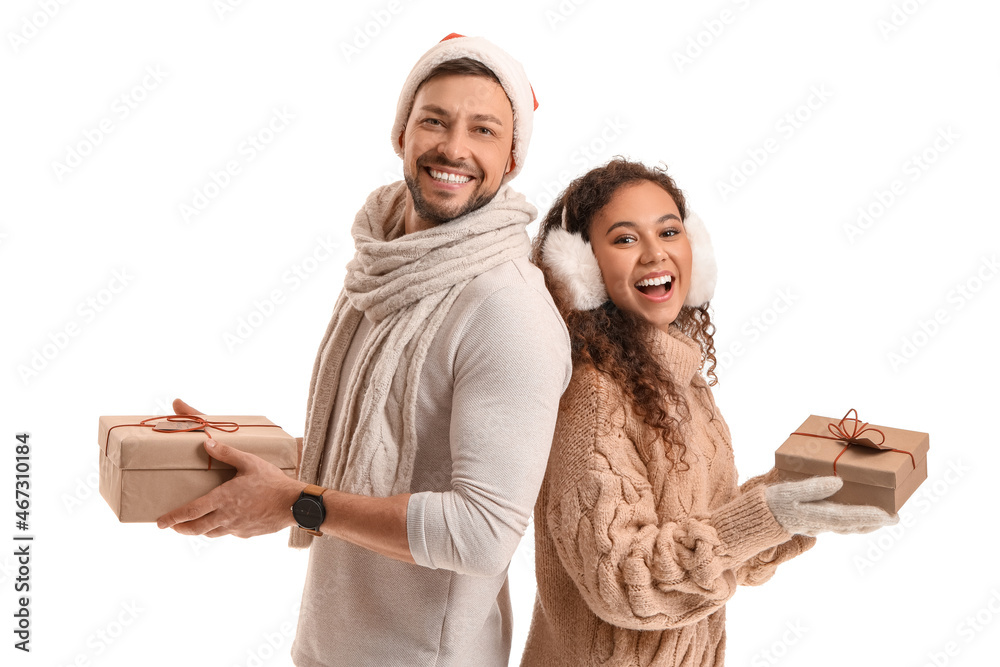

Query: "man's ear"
left=397, top=129, right=405, bottom=151
left=506, top=152, right=515, bottom=175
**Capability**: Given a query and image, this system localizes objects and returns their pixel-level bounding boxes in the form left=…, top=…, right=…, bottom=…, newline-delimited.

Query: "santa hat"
left=543, top=206, right=717, bottom=310
left=391, top=33, right=537, bottom=184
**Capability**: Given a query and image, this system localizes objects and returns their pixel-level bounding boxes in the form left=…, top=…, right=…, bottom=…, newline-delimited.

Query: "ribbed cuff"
left=711, top=486, right=791, bottom=563
left=405, top=491, right=435, bottom=569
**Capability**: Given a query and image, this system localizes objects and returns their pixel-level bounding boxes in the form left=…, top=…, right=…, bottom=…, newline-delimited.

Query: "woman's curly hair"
left=531, top=158, right=718, bottom=469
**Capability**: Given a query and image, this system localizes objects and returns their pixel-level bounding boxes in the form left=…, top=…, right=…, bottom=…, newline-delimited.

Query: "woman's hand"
left=765, top=476, right=898, bottom=537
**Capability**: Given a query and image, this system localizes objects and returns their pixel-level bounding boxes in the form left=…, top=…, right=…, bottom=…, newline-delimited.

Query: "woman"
left=520, top=158, right=894, bottom=666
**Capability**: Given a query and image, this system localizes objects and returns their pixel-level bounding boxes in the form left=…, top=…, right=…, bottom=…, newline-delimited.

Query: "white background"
left=2, top=1, right=998, bottom=666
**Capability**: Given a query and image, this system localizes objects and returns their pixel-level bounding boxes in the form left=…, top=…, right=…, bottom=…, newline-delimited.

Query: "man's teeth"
left=635, top=275, right=672, bottom=288
left=429, top=169, right=472, bottom=184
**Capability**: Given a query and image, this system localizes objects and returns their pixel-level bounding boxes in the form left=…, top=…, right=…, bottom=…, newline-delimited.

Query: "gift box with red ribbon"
left=774, top=410, right=929, bottom=514
left=98, top=415, right=297, bottom=522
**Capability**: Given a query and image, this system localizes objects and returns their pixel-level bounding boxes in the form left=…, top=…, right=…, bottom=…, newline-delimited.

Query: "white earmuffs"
left=542, top=206, right=717, bottom=311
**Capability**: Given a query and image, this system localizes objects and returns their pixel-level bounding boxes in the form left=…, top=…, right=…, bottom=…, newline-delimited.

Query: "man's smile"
left=427, top=167, right=473, bottom=184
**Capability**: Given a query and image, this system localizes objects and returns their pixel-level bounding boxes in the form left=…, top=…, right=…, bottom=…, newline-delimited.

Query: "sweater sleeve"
left=733, top=468, right=817, bottom=585
left=546, top=368, right=794, bottom=631
left=406, top=282, right=572, bottom=577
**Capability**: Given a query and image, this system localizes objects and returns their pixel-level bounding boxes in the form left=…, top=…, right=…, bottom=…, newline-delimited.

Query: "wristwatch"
left=292, top=484, right=327, bottom=536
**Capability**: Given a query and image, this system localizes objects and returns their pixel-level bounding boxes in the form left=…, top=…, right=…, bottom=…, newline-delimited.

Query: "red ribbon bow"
left=825, top=408, right=886, bottom=447
left=790, top=409, right=914, bottom=476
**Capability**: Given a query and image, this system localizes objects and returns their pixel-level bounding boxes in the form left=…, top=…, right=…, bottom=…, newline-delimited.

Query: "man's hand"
left=156, top=438, right=305, bottom=539
left=173, top=398, right=204, bottom=416
left=173, top=397, right=304, bottom=474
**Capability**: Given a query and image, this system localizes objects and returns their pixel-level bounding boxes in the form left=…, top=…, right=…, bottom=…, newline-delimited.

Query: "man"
left=157, top=34, right=571, bottom=666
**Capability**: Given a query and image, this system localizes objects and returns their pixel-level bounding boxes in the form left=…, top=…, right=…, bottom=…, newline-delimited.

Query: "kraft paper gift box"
left=774, top=411, right=929, bottom=514
left=99, top=415, right=297, bottom=522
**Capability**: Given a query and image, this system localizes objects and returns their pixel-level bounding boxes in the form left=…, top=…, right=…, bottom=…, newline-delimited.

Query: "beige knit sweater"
left=521, top=326, right=815, bottom=667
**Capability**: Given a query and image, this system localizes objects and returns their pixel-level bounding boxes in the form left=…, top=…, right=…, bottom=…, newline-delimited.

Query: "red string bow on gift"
left=790, top=408, right=915, bottom=476
left=104, top=415, right=282, bottom=470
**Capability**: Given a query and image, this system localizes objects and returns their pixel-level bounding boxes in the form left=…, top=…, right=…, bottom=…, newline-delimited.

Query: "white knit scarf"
left=290, top=180, right=535, bottom=548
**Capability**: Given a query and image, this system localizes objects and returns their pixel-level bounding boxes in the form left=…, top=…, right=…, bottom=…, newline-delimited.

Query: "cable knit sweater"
left=521, top=325, right=815, bottom=667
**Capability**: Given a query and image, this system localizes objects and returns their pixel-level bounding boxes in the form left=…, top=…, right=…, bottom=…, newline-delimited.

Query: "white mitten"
left=765, top=476, right=898, bottom=537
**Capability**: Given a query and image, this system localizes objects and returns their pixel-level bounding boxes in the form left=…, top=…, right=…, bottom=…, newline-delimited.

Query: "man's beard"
left=404, top=156, right=499, bottom=225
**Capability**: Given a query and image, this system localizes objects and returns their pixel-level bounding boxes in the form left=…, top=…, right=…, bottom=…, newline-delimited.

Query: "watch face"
left=293, top=496, right=324, bottom=528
